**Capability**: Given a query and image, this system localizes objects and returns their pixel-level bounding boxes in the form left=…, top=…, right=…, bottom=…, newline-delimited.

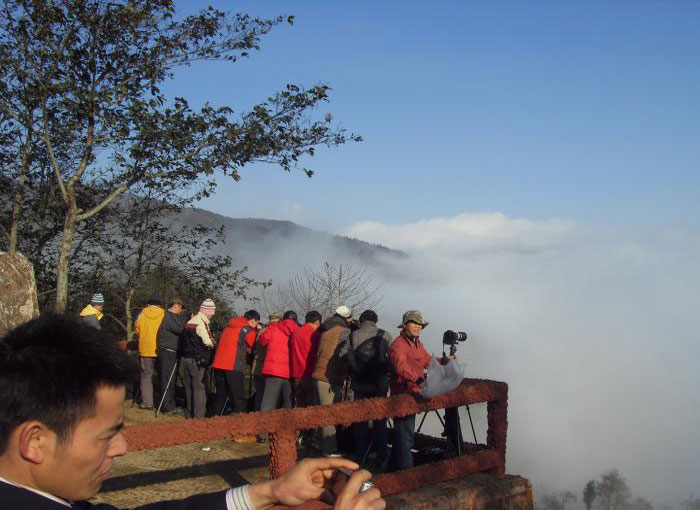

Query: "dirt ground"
left=92, top=401, right=271, bottom=508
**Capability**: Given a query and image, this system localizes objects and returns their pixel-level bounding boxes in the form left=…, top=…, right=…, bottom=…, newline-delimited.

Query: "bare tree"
left=261, top=262, right=382, bottom=319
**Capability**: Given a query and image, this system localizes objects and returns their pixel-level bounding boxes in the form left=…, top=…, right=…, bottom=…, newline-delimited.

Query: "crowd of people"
left=97, top=292, right=436, bottom=473
left=0, top=314, right=385, bottom=510
left=0, top=293, right=443, bottom=509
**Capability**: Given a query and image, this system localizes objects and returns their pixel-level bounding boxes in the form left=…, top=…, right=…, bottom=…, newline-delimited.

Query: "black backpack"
left=347, top=329, right=387, bottom=381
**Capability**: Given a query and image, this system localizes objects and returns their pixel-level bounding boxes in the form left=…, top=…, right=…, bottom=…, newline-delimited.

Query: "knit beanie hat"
left=91, top=293, right=105, bottom=305
left=200, top=298, right=216, bottom=314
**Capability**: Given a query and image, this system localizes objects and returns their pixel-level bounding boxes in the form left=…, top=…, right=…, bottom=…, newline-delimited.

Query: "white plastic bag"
left=419, top=356, right=465, bottom=398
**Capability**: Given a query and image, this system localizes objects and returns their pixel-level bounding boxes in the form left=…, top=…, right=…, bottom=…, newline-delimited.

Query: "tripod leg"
left=416, top=412, right=429, bottom=433
left=156, top=357, right=179, bottom=417
left=219, top=396, right=229, bottom=416
left=465, top=403, right=478, bottom=444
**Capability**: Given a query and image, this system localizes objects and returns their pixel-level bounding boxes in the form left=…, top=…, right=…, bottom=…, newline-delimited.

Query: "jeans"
left=392, top=414, right=416, bottom=470
left=352, top=390, right=388, bottom=464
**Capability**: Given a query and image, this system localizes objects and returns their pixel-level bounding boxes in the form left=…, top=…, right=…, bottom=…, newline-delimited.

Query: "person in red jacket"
left=211, top=309, right=260, bottom=415
left=388, top=310, right=432, bottom=471
left=259, top=310, right=300, bottom=412
left=290, top=310, right=322, bottom=408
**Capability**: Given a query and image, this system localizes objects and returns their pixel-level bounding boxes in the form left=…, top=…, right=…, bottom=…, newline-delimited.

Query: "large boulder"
left=0, top=251, right=40, bottom=337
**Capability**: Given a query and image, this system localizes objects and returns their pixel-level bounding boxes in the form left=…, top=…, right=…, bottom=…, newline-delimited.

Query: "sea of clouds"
left=340, top=212, right=699, bottom=505
left=235, top=210, right=698, bottom=504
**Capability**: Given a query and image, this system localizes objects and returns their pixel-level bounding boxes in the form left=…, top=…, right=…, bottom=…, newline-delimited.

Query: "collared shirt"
left=0, top=476, right=253, bottom=510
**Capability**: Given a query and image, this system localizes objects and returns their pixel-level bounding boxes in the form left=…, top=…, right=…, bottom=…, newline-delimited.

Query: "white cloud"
left=343, top=212, right=577, bottom=253
left=232, top=209, right=699, bottom=503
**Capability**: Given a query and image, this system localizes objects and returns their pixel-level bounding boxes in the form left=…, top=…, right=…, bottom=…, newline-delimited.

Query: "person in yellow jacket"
left=134, top=297, right=165, bottom=409
left=79, top=293, right=105, bottom=329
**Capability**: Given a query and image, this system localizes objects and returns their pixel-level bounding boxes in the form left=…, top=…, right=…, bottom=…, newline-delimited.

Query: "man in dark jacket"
left=0, top=315, right=383, bottom=510
left=347, top=310, right=393, bottom=467
left=156, top=298, right=186, bottom=414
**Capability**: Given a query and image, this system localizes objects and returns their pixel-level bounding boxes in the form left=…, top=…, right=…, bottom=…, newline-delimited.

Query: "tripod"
left=416, top=344, right=477, bottom=456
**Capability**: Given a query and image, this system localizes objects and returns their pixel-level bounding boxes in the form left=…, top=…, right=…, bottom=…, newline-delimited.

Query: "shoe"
left=233, top=435, right=257, bottom=443
left=138, top=404, right=154, bottom=410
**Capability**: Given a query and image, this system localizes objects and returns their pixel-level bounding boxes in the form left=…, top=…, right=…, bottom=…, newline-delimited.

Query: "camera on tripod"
left=442, top=330, right=467, bottom=346
left=442, top=330, right=467, bottom=359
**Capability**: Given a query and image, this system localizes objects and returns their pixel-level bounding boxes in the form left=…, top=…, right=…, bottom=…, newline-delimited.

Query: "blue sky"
left=169, top=0, right=700, bottom=233
left=165, top=3, right=700, bottom=501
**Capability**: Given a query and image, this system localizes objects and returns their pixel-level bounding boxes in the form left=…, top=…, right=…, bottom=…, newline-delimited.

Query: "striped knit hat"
left=199, top=298, right=216, bottom=315
left=91, top=293, right=105, bottom=305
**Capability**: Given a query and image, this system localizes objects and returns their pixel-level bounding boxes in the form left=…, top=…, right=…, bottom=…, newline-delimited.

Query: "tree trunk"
left=8, top=128, right=33, bottom=254
left=54, top=210, right=77, bottom=313
left=125, top=287, right=135, bottom=343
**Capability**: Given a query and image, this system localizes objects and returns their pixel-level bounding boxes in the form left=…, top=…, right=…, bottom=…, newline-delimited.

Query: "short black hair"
left=0, top=314, right=138, bottom=454
left=305, top=311, right=322, bottom=324
left=282, top=310, right=298, bottom=322
left=359, top=309, right=378, bottom=324
left=147, top=297, right=162, bottom=306
left=244, top=309, right=260, bottom=321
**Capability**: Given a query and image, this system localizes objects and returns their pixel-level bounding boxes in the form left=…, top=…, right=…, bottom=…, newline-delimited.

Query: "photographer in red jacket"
left=388, top=310, right=431, bottom=470
left=259, top=310, right=301, bottom=412
left=211, top=310, right=260, bottom=416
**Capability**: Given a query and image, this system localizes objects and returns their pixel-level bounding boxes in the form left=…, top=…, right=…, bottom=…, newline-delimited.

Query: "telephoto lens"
left=442, top=330, right=468, bottom=345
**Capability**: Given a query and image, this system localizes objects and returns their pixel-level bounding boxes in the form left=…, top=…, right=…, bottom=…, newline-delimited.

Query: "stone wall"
left=0, top=252, right=40, bottom=337
left=384, top=473, right=533, bottom=510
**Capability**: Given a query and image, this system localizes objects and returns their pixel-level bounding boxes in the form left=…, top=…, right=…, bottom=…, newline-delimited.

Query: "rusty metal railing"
left=124, top=378, right=507, bottom=499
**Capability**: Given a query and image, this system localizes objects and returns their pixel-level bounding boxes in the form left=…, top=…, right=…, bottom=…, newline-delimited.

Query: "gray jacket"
left=157, top=310, right=186, bottom=351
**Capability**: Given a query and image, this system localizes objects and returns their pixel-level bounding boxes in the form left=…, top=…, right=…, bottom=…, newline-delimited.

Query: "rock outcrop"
left=0, top=252, right=40, bottom=337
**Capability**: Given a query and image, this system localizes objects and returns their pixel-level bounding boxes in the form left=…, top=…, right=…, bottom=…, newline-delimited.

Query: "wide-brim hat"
left=397, top=310, right=429, bottom=328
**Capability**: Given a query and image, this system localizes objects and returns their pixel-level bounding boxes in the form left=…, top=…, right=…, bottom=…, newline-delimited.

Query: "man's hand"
left=333, top=469, right=386, bottom=510
left=248, top=457, right=384, bottom=509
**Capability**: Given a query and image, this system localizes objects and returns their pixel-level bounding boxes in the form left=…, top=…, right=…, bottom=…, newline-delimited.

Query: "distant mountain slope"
left=173, top=207, right=406, bottom=273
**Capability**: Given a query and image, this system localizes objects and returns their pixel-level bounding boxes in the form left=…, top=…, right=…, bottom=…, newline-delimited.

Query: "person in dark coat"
left=0, top=314, right=384, bottom=510
left=156, top=298, right=186, bottom=413
left=346, top=310, right=393, bottom=468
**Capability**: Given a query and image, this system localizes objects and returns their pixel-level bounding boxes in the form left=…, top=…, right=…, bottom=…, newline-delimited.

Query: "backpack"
left=347, top=328, right=387, bottom=381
